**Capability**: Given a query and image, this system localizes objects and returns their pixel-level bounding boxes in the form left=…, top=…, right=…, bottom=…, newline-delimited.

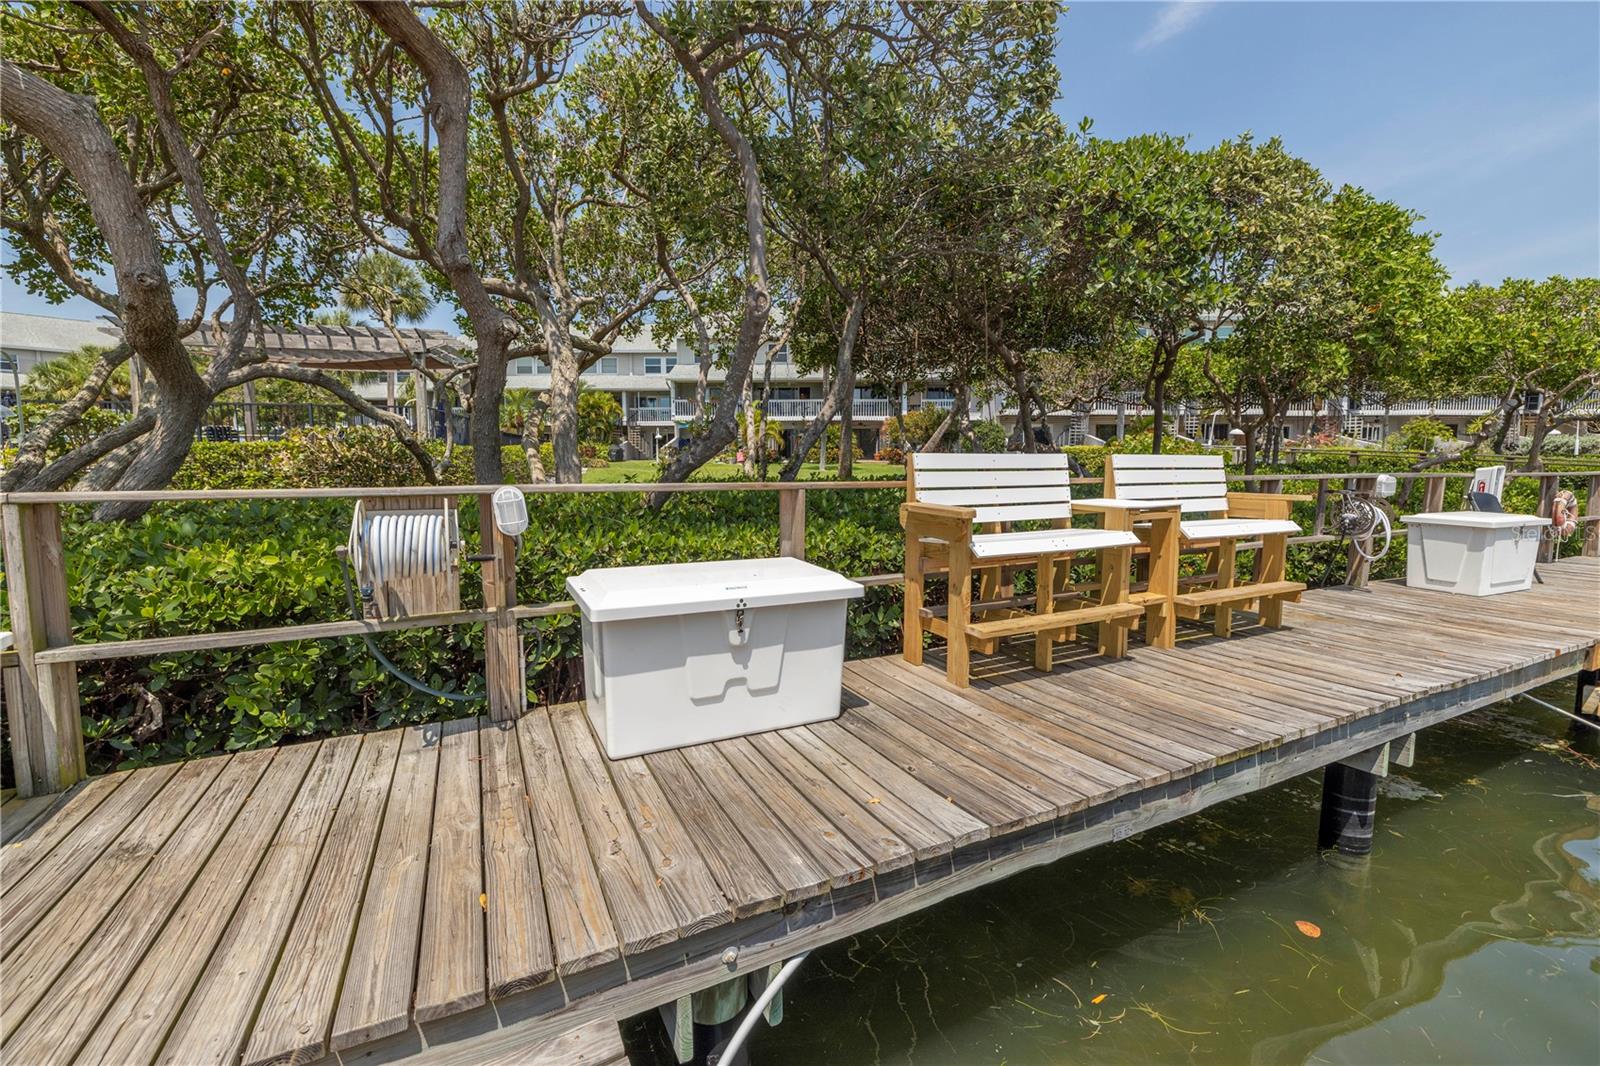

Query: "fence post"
left=1345, top=476, right=1378, bottom=587
left=1584, top=475, right=1600, bottom=558
left=1536, top=474, right=1559, bottom=563
left=1311, top=480, right=1328, bottom=538
left=1, top=502, right=85, bottom=797
left=779, top=487, right=807, bottom=560
left=1421, top=475, right=1446, bottom=514
left=476, top=494, right=524, bottom=723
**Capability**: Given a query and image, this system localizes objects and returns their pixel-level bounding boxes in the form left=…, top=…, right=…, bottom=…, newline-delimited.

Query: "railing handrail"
left=7, top=465, right=1600, bottom=506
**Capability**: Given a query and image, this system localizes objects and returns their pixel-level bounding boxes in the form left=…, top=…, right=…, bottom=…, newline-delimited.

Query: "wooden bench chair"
left=902, top=452, right=1145, bottom=687
left=1105, top=453, right=1308, bottom=636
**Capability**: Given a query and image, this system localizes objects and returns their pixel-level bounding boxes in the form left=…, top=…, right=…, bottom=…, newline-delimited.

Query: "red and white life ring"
left=1550, top=489, right=1579, bottom=537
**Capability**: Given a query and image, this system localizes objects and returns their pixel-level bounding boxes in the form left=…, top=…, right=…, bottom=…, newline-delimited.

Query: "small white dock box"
left=566, top=557, right=864, bottom=759
left=1400, top=512, right=1550, bottom=596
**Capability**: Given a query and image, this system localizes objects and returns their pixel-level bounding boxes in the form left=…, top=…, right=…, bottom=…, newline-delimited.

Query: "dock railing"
left=3, top=468, right=1599, bottom=798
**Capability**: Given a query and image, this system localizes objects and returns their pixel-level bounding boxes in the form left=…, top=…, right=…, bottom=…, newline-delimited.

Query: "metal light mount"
left=491, top=486, right=530, bottom=537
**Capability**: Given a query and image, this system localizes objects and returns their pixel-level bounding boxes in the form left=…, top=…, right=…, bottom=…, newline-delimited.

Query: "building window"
left=0, top=353, right=17, bottom=372
left=513, top=358, right=534, bottom=374
left=643, top=355, right=677, bottom=375
left=770, top=346, right=789, bottom=363
left=600, top=357, right=619, bottom=374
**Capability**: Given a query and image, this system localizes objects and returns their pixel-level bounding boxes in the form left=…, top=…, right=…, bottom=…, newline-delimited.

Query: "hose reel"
left=1336, top=474, right=1396, bottom=564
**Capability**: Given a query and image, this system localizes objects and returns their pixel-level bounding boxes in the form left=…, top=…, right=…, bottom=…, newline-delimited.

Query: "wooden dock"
left=1, top=558, right=1596, bottom=1065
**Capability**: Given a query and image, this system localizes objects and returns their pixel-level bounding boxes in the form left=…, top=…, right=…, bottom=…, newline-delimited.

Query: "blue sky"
left=4, top=1, right=1597, bottom=331
left=1056, top=1, right=1600, bottom=285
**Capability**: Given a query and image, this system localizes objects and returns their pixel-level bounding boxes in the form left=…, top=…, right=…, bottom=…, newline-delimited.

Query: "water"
left=623, top=680, right=1600, bottom=1065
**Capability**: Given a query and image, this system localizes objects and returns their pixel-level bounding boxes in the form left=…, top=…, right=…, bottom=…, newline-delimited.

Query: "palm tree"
left=338, top=253, right=436, bottom=423
left=339, top=253, right=434, bottom=326
left=22, top=345, right=131, bottom=403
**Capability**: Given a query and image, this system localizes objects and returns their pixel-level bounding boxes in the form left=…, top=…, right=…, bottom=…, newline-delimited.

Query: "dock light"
left=492, top=485, right=529, bottom=537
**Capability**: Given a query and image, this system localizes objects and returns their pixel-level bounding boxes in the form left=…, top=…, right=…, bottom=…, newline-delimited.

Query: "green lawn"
left=580, top=459, right=905, bottom=483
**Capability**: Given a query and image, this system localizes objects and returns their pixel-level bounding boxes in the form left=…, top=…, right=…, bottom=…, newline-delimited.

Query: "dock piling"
left=1317, top=762, right=1379, bottom=856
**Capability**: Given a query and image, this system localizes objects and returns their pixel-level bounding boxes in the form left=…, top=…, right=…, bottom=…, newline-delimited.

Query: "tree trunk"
left=741, top=374, right=757, bottom=477
left=359, top=1, right=514, bottom=489
left=523, top=417, right=545, bottom=483
left=546, top=342, right=583, bottom=484
left=637, top=5, right=772, bottom=500
left=0, top=60, right=205, bottom=511
left=781, top=294, right=864, bottom=481
left=1151, top=372, right=1168, bottom=454
left=1522, top=412, right=1550, bottom=471
left=839, top=400, right=855, bottom=479
left=1242, top=425, right=1257, bottom=476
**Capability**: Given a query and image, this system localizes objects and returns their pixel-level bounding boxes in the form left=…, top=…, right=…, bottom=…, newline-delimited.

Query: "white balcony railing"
left=628, top=406, right=675, bottom=424
left=669, top=397, right=897, bottom=421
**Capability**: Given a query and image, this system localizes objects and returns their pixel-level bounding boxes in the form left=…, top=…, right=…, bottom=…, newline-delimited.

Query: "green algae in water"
left=624, top=679, right=1600, bottom=1064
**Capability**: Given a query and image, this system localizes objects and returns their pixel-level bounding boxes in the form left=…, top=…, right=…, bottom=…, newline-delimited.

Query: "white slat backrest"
left=909, top=451, right=1073, bottom=526
left=1107, top=453, right=1230, bottom=514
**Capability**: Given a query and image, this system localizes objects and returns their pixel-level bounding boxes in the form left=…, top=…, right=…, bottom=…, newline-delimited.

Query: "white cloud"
left=1134, top=2, right=1215, bottom=51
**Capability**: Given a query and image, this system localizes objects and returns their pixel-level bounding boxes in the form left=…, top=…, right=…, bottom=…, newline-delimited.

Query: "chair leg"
left=947, top=545, right=972, bottom=687
left=1034, top=554, right=1057, bottom=671
left=1214, top=539, right=1237, bottom=637
left=903, top=539, right=924, bottom=665
left=1096, top=545, right=1132, bottom=658
left=1145, top=513, right=1179, bottom=649
left=1259, top=532, right=1289, bottom=627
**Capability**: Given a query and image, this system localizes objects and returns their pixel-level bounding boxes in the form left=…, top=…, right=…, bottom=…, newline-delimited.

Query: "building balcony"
left=627, top=406, right=675, bottom=425
left=669, top=397, right=897, bottom=422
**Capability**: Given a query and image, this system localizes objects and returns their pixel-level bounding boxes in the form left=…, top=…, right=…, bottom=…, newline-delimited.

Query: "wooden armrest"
left=900, top=501, right=975, bottom=533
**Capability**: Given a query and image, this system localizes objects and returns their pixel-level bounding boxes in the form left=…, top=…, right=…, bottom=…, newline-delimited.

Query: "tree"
left=1327, top=187, right=1449, bottom=404
left=0, top=3, right=424, bottom=511
left=576, top=388, right=622, bottom=445
left=19, top=346, right=129, bottom=403
left=1438, top=277, right=1600, bottom=468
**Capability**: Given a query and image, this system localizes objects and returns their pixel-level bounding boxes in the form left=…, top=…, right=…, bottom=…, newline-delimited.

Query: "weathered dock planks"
left=0, top=558, right=1595, bottom=1065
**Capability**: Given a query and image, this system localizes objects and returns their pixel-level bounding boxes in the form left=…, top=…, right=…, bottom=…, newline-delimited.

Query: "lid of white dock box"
left=1400, top=512, right=1552, bottom=529
left=567, top=556, right=865, bottom=623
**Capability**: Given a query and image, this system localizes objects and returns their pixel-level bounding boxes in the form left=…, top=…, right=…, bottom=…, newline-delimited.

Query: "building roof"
left=0, top=312, right=122, bottom=354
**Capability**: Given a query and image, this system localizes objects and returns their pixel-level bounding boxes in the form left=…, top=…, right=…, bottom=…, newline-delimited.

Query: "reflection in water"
left=624, top=680, right=1600, bottom=1065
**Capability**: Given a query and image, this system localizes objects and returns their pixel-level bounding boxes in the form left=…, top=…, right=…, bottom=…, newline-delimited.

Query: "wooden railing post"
left=779, top=487, right=806, bottom=560
left=1421, top=475, right=1446, bottom=514
left=1, top=502, right=85, bottom=796
left=1583, top=475, right=1600, bottom=558
left=1311, top=480, right=1328, bottom=538
left=1535, top=474, right=1560, bottom=563
left=1344, top=476, right=1377, bottom=587
left=476, top=494, right=524, bottom=723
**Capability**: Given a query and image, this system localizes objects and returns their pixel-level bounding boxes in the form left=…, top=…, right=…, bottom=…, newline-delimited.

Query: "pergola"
left=185, top=324, right=469, bottom=438
left=187, top=323, right=467, bottom=372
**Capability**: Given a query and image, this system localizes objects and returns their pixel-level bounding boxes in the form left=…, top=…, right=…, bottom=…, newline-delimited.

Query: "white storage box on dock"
left=566, top=557, right=864, bottom=758
left=1400, top=512, right=1550, bottom=596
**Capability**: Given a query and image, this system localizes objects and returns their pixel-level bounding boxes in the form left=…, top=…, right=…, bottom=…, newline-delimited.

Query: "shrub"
left=1389, top=417, right=1453, bottom=452
left=962, top=420, right=1006, bottom=453
left=577, top=389, right=621, bottom=444
left=883, top=407, right=948, bottom=450
left=875, top=446, right=906, bottom=465
left=170, top=429, right=523, bottom=490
